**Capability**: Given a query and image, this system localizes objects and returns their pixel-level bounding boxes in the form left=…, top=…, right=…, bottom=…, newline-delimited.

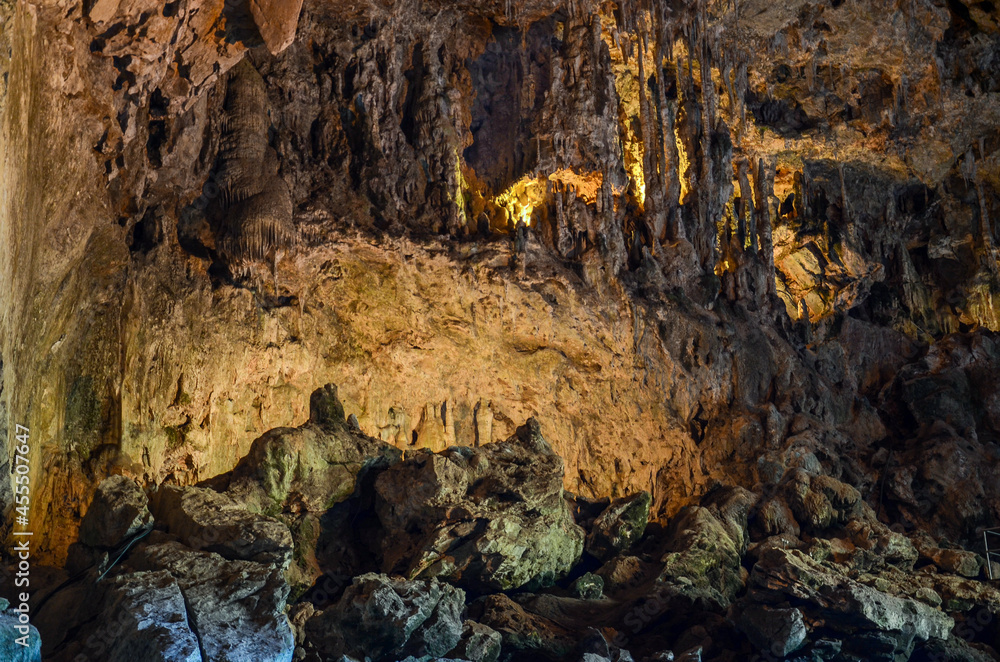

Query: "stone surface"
left=447, top=621, right=502, bottom=662
left=0, top=611, right=41, bottom=662
left=77, top=475, right=153, bottom=549
left=373, top=419, right=585, bottom=592
left=305, top=573, right=465, bottom=662
left=127, top=541, right=294, bottom=662
left=571, top=572, right=605, bottom=600
left=747, top=548, right=955, bottom=648
left=248, top=0, right=304, bottom=55
left=734, top=604, right=807, bottom=658
left=585, top=492, right=651, bottom=562
left=98, top=570, right=202, bottom=662
left=152, top=485, right=293, bottom=567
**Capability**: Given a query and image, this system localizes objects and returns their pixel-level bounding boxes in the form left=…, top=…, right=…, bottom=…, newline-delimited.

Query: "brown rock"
left=249, top=0, right=304, bottom=54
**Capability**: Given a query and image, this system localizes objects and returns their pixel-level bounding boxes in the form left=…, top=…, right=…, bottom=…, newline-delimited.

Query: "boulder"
left=657, top=506, right=746, bottom=608
left=305, top=573, right=465, bottom=662
left=585, top=492, right=651, bottom=562
left=734, top=604, right=807, bottom=658
left=746, top=547, right=954, bottom=657
left=374, top=419, right=585, bottom=592
left=127, top=541, right=294, bottom=662
left=595, top=556, right=648, bottom=594
left=781, top=470, right=862, bottom=534
left=152, top=485, right=293, bottom=567
left=78, top=475, right=153, bottom=549
left=447, top=621, right=502, bottom=662
left=0, top=606, right=41, bottom=662
left=218, top=384, right=400, bottom=515
left=571, top=572, right=605, bottom=600
left=469, top=593, right=577, bottom=661
left=96, top=570, right=202, bottom=662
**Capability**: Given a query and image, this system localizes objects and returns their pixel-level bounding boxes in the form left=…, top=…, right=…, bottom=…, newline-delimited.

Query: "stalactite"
left=736, top=158, right=755, bottom=252
left=754, top=157, right=777, bottom=298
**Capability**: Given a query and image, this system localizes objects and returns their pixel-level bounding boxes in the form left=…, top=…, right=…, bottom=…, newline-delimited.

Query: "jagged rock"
left=734, top=604, right=807, bottom=658
left=126, top=541, right=294, bottom=662
left=374, top=419, right=585, bottom=592
left=96, top=570, right=202, bottom=662
left=468, top=593, right=577, bottom=661
left=926, top=547, right=983, bottom=579
left=305, top=573, right=465, bottom=662
left=595, top=556, right=648, bottom=595
left=914, top=587, right=943, bottom=608
left=657, top=506, right=746, bottom=609
left=585, top=491, right=651, bottom=562
left=218, top=384, right=399, bottom=513
left=781, top=469, right=862, bottom=534
left=248, top=0, right=304, bottom=55
left=0, top=602, right=41, bottom=662
left=77, top=475, right=153, bottom=549
left=447, top=621, right=502, bottom=662
left=571, top=572, right=605, bottom=600
left=209, top=384, right=400, bottom=587
left=152, top=485, right=293, bottom=567
left=747, top=547, right=954, bottom=657
left=913, top=636, right=999, bottom=662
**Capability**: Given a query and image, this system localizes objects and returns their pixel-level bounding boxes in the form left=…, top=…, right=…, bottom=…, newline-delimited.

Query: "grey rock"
left=374, top=419, right=585, bottom=592
left=658, top=506, right=746, bottom=608
left=78, top=475, right=153, bottom=549
left=735, top=604, right=807, bottom=657
left=571, top=572, right=605, bottom=600
left=471, top=593, right=577, bottom=660
left=447, top=620, right=502, bottom=662
left=748, top=548, right=954, bottom=643
left=585, top=491, right=651, bottom=562
left=0, top=610, right=41, bottom=662
left=306, top=573, right=465, bottom=662
left=152, top=485, right=293, bottom=567
left=128, top=541, right=294, bottom=662
left=98, top=570, right=202, bottom=662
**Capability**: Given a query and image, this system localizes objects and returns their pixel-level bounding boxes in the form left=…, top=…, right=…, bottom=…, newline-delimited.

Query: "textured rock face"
left=76, top=475, right=153, bottom=549
left=374, top=419, right=585, bottom=591
left=127, top=541, right=295, bottom=662
left=305, top=573, right=466, bottom=662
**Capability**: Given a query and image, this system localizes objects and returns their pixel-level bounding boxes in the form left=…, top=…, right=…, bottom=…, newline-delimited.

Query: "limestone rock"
left=305, top=573, right=465, bottom=662
left=468, top=593, right=577, bottom=661
left=571, top=572, right=605, bottom=600
left=97, top=570, right=202, bottom=662
left=248, top=0, right=305, bottom=55
left=152, top=485, right=293, bottom=567
left=447, top=621, right=502, bottom=662
left=585, top=491, right=651, bottom=562
left=374, top=419, right=585, bottom=592
left=747, top=548, right=954, bottom=650
left=595, top=556, right=648, bottom=595
left=78, top=475, right=153, bottom=549
left=657, top=506, right=746, bottom=608
left=0, top=608, right=41, bottom=662
left=127, top=541, right=294, bottom=662
left=734, top=604, right=807, bottom=658
left=218, top=384, right=400, bottom=515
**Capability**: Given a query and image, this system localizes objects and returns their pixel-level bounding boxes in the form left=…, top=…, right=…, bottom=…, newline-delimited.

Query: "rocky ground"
left=2, top=383, right=998, bottom=661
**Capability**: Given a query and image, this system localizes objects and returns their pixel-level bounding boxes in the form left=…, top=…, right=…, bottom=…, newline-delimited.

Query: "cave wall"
left=0, top=0, right=999, bottom=564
